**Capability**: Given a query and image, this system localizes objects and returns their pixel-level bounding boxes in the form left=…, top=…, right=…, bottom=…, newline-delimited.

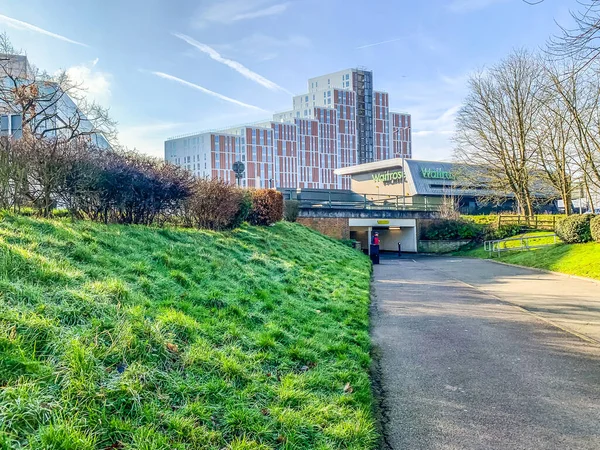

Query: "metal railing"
left=484, top=233, right=558, bottom=257
left=299, top=194, right=440, bottom=212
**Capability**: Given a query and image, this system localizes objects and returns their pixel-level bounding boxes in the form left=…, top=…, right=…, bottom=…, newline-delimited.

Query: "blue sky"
left=0, top=0, right=575, bottom=160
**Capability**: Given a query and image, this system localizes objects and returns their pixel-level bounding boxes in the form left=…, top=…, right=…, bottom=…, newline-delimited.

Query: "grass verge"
left=455, top=232, right=600, bottom=281
left=0, top=213, right=376, bottom=449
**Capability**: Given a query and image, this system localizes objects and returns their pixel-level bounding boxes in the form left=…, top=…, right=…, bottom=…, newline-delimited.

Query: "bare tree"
left=546, top=1, right=600, bottom=69
left=533, top=61, right=579, bottom=214
left=547, top=64, right=600, bottom=191
left=0, top=32, right=116, bottom=145
left=454, top=50, right=544, bottom=217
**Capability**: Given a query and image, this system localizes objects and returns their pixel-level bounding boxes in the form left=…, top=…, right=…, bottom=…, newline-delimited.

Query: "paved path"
left=372, top=257, right=600, bottom=450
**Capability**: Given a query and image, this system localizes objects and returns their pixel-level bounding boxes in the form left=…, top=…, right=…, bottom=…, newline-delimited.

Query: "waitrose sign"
left=420, top=167, right=456, bottom=180
left=371, top=170, right=405, bottom=185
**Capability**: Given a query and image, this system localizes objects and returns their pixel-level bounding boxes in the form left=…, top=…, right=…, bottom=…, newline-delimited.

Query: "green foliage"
left=484, top=224, right=524, bottom=240
left=248, top=189, right=284, bottom=226
left=462, top=215, right=499, bottom=225
left=591, top=216, right=600, bottom=243
left=284, top=200, right=300, bottom=222
left=421, top=219, right=482, bottom=241
left=0, top=214, right=376, bottom=449
left=556, top=214, right=594, bottom=243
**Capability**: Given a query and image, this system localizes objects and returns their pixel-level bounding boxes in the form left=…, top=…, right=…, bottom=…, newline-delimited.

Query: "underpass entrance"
left=349, top=218, right=417, bottom=254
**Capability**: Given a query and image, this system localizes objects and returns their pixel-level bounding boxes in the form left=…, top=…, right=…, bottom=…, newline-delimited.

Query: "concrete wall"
left=297, top=217, right=350, bottom=239
left=379, top=228, right=418, bottom=253
left=418, top=240, right=472, bottom=254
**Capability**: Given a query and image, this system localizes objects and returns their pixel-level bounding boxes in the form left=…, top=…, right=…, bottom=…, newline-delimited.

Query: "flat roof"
left=334, top=158, right=407, bottom=176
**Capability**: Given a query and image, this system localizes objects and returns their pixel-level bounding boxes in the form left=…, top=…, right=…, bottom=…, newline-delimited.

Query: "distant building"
left=336, top=158, right=559, bottom=214
left=0, top=54, right=109, bottom=148
left=165, top=68, right=411, bottom=189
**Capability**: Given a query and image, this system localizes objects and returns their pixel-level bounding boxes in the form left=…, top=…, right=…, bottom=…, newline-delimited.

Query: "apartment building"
left=165, top=68, right=412, bottom=190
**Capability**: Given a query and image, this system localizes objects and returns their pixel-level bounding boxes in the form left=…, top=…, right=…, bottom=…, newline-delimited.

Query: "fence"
left=496, top=215, right=558, bottom=231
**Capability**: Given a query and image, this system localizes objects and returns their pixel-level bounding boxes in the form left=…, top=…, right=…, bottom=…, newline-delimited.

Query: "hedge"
left=591, top=216, right=600, bottom=243
left=183, top=179, right=250, bottom=231
left=420, top=219, right=481, bottom=241
left=248, top=189, right=284, bottom=226
left=556, top=214, right=594, bottom=243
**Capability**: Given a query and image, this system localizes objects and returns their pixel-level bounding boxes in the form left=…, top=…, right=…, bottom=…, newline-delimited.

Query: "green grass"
left=0, top=213, right=376, bottom=449
left=455, top=232, right=600, bottom=281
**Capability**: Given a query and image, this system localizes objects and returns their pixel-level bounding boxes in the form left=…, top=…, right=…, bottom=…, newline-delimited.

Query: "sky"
left=0, top=0, right=577, bottom=160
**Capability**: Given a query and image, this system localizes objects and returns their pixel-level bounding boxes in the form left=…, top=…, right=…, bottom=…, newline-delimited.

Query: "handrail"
left=484, top=233, right=557, bottom=257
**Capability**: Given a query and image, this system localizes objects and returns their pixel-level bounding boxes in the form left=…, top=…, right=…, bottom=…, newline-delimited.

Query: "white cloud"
left=173, top=33, right=292, bottom=94
left=151, top=71, right=267, bottom=112
left=387, top=72, right=473, bottom=161
left=0, top=13, right=88, bottom=47
left=117, top=122, right=192, bottom=156
left=194, top=0, right=290, bottom=26
left=447, top=0, right=509, bottom=13
left=65, top=58, right=111, bottom=106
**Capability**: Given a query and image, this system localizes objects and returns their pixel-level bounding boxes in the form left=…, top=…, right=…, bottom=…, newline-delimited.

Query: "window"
left=0, top=116, right=8, bottom=135
left=346, top=74, right=350, bottom=80
left=327, top=91, right=331, bottom=97
left=305, top=95, right=308, bottom=102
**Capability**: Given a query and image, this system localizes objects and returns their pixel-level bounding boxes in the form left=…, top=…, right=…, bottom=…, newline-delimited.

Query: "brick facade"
left=297, top=217, right=350, bottom=240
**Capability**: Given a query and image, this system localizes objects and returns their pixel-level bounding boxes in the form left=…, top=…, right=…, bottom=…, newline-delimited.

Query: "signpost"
left=232, top=161, right=245, bottom=187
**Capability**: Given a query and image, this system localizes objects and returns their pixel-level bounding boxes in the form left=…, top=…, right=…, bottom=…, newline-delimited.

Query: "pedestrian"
left=373, top=232, right=380, bottom=246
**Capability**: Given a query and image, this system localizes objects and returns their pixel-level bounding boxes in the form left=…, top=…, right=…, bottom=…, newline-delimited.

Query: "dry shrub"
left=184, top=179, right=249, bottom=230
left=248, top=189, right=284, bottom=226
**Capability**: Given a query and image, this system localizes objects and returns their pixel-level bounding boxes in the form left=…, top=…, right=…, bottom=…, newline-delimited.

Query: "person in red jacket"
left=372, top=232, right=380, bottom=246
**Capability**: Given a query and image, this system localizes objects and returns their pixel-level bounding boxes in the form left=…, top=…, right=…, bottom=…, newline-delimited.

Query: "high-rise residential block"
left=165, top=68, right=411, bottom=190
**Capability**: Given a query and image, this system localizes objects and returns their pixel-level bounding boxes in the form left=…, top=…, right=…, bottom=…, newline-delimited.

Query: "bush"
left=231, top=190, right=253, bottom=229
left=556, top=214, right=594, bottom=243
left=66, top=149, right=194, bottom=225
left=421, top=219, right=481, bottom=241
left=590, top=216, right=600, bottom=243
left=183, top=179, right=248, bottom=230
left=284, top=200, right=299, bottom=222
left=248, top=189, right=284, bottom=226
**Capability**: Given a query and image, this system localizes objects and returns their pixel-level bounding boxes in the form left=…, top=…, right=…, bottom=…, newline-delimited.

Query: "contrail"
left=173, top=33, right=293, bottom=95
left=152, top=71, right=267, bottom=112
left=357, top=37, right=404, bottom=49
left=0, top=14, right=88, bottom=47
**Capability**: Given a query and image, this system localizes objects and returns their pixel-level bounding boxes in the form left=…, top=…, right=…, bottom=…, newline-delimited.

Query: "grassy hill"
left=457, top=233, right=600, bottom=281
left=0, top=214, right=376, bottom=449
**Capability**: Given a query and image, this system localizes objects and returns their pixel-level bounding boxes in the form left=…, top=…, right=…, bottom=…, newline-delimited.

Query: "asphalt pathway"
left=372, top=256, right=600, bottom=450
